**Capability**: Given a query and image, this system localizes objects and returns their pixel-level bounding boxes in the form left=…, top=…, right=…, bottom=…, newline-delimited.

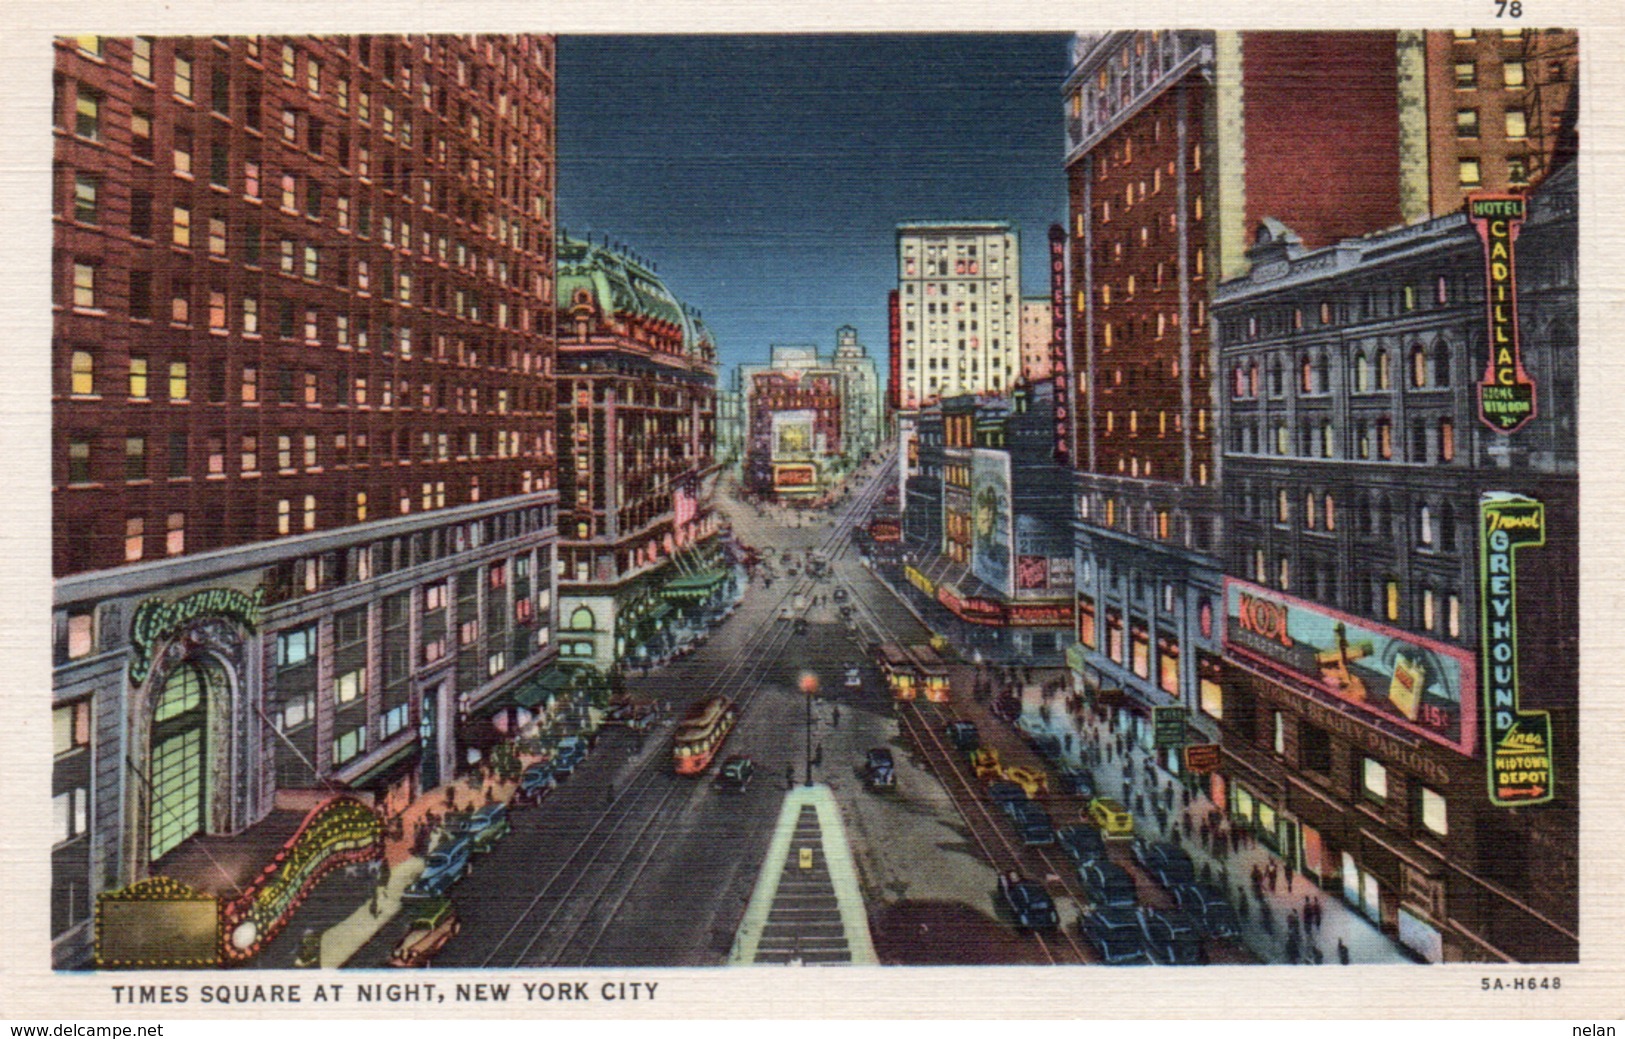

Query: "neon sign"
left=129, top=587, right=264, bottom=685
left=1479, top=493, right=1554, bottom=806
left=1468, top=194, right=1536, bottom=433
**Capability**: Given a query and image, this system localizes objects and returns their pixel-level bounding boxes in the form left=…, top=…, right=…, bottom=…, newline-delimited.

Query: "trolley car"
left=875, top=643, right=917, bottom=700
left=673, top=696, right=739, bottom=774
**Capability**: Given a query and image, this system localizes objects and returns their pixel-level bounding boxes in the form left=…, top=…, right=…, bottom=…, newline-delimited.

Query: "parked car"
left=997, top=871, right=1059, bottom=931
left=1002, top=765, right=1050, bottom=799
left=388, top=898, right=461, bottom=967
left=832, top=586, right=849, bottom=603
left=1088, top=796, right=1135, bottom=838
left=1079, top=905, right=1151, bottom=965
left=944, top=721, right=980, bottom=752
left=552, top=735, right=590, bottom=772
left=1078, top=861, right=1139, bottom=909
left=1008, top=800, right=1056, bottom=846
left=1056, top=824, right=1108, bottom=867
left=1030, top=734, right=1064, bottom=764
left=454, top=804, right=511, bottom=853
left=778, top=605, right=795, bottom=621
left=718, top=755, right=755, bottom=792
left=986, top=780, right=1028, bottom=814
left=863, top=748, right=896, bottom=789
left=404, top=836, right=474, bottom=900
left=793, top=617, right=809, bottom=636
left=1138, top=906, right=1206, bottom=965
left=1172, top=883, right=1243, bottom=940
left=1132, top=839, right=1196, bottom=890
left=1054, top=769, right=1097, bottom=800
left=512, top=764, right=557, bottom=805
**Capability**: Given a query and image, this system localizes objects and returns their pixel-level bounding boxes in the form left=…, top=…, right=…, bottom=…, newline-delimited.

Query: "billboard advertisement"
left=1223, top=578, right=1477, bottom=755
left=773, top=464, right=816, bottom=489
left=1479, top=493, right=1554, bottom=806
left=1015, top=512, right=1071, bottom=593
left=771, top=409, right=815, bottom=460
left=971, top=449, right=1013, bottom=594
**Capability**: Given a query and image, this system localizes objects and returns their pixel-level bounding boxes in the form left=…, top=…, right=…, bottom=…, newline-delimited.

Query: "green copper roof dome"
left=558, top=233, right=714, bottom=361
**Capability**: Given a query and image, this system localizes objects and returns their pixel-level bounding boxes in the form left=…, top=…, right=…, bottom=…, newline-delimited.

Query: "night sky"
left=556, top=34, right=1072, bottom=378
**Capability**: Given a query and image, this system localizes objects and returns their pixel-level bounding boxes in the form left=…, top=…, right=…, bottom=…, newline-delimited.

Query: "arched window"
left=1233, top=364, right=1247, bottom=398
left=569, top=606, right=595, bottom=631
left=1378, top=417, right=1393, bottom=460
left=1440, top=417, right=1456, bottom=462
left=1305, top=492, right=1317, bottom=530
left=1411, top=344, right=1427, bottom=388
left=1420, top=504, right=1434, bottom=546
left=1377, top=348, right=1392, bottom=390
left=1324, top=494, right=1337, bottom=532
left=1433, top=339, right=1451, bottom=386
left=1439, top=501, right=1457, bottom=551
left=1354, top=353, right=1370, bottom=393
left=1301, top=354, right=1314, bottom=394
left=1248, top=361, right=1259, bottom=397
left=1269, top=357, right=1283, bottom=396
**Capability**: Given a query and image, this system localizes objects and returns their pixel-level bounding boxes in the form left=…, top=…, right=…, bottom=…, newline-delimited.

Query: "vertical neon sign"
left=1479, top=492, right=1554, bottom=807
left=1468, top=194, right=1537, bottom=433
left=1048, top=224, right=1070, bottom=463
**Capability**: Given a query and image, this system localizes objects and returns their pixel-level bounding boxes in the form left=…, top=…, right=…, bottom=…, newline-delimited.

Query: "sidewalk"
left=1017, top=685, right=1415, bottom=965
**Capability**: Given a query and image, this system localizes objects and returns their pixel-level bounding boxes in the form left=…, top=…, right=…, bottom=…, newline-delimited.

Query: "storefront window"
left=1157, top=636, right=1179, bottom=694
left=1130, top=624, right=1150, bottom=678
left=1078, top=599, right=1096, bottom=649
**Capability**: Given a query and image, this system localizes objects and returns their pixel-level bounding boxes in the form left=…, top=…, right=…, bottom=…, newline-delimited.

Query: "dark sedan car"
left=1056, top=824, right=1107, bottom=867
left=1172, top=882, right=1243, bottom=940
left=1079, top=905, right=1151, bottom=965
left=1078, top=861, right=1139, bottom=910
left=1132, top=839, right=1197, bottom=889
left=1008, top=801, right=1056, bottom=846
left=986, top=780, right=1028, bottom=813
left=1138, top=905, right=1207, bottom=965
left=1054, top=769, right=1097, bottom=800
left=998, top=872, right=1059, bottom=932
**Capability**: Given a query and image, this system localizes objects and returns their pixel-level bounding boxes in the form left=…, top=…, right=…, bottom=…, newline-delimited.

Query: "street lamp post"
left=798, top=672, right=819, bottom=787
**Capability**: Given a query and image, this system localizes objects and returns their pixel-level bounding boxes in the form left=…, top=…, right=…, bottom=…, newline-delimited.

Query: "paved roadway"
left=351, top=454, right=909, bottom=967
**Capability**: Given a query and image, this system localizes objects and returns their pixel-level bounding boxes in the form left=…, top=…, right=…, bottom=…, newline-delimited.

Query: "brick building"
left=51, top=34, right=560, bottom=967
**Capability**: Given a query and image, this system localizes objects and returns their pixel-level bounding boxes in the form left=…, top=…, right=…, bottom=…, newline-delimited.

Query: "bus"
left=673, top=696, right=739, bottom=775
left=906, top=644, right=951, bottom=703
left=874, top=643, right=917, bottom=700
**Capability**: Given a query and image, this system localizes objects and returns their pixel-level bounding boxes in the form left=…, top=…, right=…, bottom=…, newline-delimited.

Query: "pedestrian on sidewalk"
left=833, top=704, right=841, bottom=728
left=1251, top=863, right=1264, bottom=898
left=1285, top=856, right=1296, bottom=892
left=1267, top=860, right=1279, bottom=893
left=1285, top=928, right=1301, bottom=965
left=1288, top=909, right=1300, bottom=938
left=1337, top=938, right=1350, bottom=965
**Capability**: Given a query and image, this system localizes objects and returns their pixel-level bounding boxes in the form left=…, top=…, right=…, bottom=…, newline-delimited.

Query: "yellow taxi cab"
left=969, top=747, right=1003, bottom=781
left=1087, top=796, right=1135, bottom=838
left=1002, top=765, right=1050, bottom=799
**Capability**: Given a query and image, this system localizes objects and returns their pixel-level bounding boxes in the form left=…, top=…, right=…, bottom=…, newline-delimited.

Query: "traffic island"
left=730, top=784, right=877, bottom=965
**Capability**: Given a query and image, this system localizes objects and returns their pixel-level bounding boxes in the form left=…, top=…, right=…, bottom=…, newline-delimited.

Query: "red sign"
left=1007, top=602, right=1074, bottom=627
left=1184, top=744, right=1221, bottom=774
left=774, top=465, right=815, bottom=487
left=1016, top=555, right=1049, bottom=590
left=888, top=289, right=901, bottom=412
left=868, top=519, right=901, bottom=542
left=1468, top=195, right=1536, bottom=433
left=937, top=586, right=1004, bottom=625
left=1048, top=224, right=1070, bottom=464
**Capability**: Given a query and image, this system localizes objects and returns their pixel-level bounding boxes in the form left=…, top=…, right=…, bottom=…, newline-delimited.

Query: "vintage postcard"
left=3, top=0, right=1621, bottom=1022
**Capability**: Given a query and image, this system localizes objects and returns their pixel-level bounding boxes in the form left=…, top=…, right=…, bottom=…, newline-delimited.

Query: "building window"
left=1361, top=757, right=1388, bottom=803
left=1422, top=587, right=1437, bottom=631
left=1455, top=108, right=1479, bottom=138
left=169, top=362, right=188, bottom=401
left=1459, top=158, right=1482, bottom=187
left=74, top=85, right=101, bottom=140
left=333, top=725, right=367, bottom=766
left=303, top=495, right=316, bottom=531
left=1416, top=786, right=1448, bottom=836
left=1447, top=594, right=1462, bottom=638
left=124, top=517, right=144, bottom=561
left=1272, top=711, right=1285, bottom=755
left=1454, top=61, right=1477, bottom=88
left=1505, top=110, right=1527, bottom=139
left=1507, top=155, right=1530, bottom=185
left=172, top=204, right=191, bottom=247
left=276, top=498, right=290, bottom=534
left=1385, top=579, right=1401, bottom=622
left=174, top=54, right=193, bottom=100
left=67, top=348, right=96, bottom=395
left=166, top=512, right=185, bottom=555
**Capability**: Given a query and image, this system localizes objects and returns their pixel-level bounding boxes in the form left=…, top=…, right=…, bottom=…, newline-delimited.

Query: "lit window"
left=74, top=86, right=101, bottom=140
left=172, top=204, right=191, bottom=247
left=168, top=361, right=188, bottom=400
left=1505, top=110, right=1527, bottom=139
left=73, top=173, right=98, bottom=224
left=276, top=499, right=290, bottom=534
left=127, top=357, right=148, bottom=398
left=174, top=55, right=193, bottom=100
left=208, top=290, right=226, bottom=330
left=165, top=512, right=185, bottom=555
left=1458, top=158, right=1482, bottom=187
left=72, top=262, right=95, bottom=308
left=124, top=517, right=144, bottom=561
left=1455, top=108, right=1479, bottom=138
left=1454, top=61, right=1477, bottom=89
left=131, top=37, right=153, bottom=79
left=1419, top=787, right=1447, bottom=836
left=1503, top=60, right=1525, bottom=88
left=1362, top=758, right=1388, bottom=802
left=70, top=349, right=94, bottom=394
left=1385, top=579, right=1400, bottom=621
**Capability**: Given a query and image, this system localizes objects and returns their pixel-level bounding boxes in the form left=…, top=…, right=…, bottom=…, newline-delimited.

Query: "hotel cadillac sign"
left=128, top=587, right=264, bottom=685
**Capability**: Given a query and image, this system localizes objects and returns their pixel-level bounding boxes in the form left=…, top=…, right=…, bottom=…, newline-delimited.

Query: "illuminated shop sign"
left=1006, top=602, right=1074, bottom=627
left=129, top=587, right=264, bottom=685
left=1468, top=194, right=1536, bottom=433
left=1048, top=224, right=1070, bottom=463
left=773, top=464, right=816, bottom=488
left=1479, top=493, right=1554, bottom=807
left=1223, top=578, right=1477, bottom=755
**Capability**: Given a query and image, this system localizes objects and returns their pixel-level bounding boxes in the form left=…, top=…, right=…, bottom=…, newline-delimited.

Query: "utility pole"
left=799, top=672, right=819, bottom=786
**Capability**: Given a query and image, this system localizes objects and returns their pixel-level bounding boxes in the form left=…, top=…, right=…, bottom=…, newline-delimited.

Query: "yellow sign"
left=799, top=847, right=813, bottom=870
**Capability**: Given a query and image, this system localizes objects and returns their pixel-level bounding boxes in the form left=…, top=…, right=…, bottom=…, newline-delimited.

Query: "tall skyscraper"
left=51, top=34, right=560, bottom=967
left=893, top=221, right=1020, bottom=412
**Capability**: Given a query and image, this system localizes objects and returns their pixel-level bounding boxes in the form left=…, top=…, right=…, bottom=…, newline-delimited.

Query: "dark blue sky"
left=556, top=34, right=1072, bottom=378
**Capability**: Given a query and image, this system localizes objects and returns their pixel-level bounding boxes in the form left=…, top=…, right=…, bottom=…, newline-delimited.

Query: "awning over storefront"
left=662, top=568, right=729, bottom=600
left=513, top=667, right=574, bottom=710
left=347, top=741, right=419, bottom=790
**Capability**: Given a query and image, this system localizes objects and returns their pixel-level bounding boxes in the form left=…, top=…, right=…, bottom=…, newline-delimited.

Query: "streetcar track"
left=478, top=457, right=896, bottom=966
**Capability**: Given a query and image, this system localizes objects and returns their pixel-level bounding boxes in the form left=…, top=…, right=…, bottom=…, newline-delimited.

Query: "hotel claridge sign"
left=47, top=30, right=1576, bottom=975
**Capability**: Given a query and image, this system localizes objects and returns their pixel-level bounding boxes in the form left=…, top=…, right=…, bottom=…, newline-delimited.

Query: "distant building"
left=831, top=325, right=882, bottom=461
left=741, top=345, right=846, bottom=500
left=716, top=387, right=744, bottom=468
left=894, top=222, right=1021, bottom=411
left=554, top=234, right=724, bottom=674
left=1019, top=297, right=1054, bottom=384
